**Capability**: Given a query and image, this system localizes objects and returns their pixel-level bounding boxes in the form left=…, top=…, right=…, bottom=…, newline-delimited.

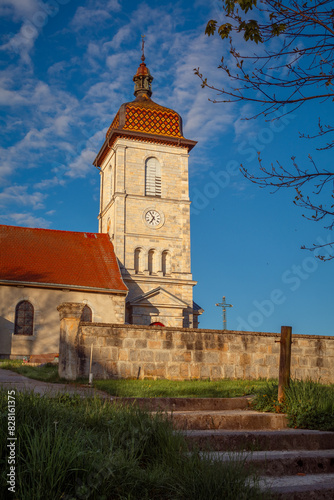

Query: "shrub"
left=252, top=379, right=334, bottom=431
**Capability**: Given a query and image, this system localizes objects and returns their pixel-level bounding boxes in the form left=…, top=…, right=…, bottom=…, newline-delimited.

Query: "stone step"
left=200, top=449, right=334, bottom=476
left=111, top=396, right=251, bottom=411
left=171, top=409, right=288, bottom=431
left=182, top=429, right=334, bottom=451
left=257, top=473, right=334, bottom=499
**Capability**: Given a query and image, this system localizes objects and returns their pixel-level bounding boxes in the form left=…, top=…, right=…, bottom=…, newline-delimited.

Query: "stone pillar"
left=57, top=302, right=84, bottom=380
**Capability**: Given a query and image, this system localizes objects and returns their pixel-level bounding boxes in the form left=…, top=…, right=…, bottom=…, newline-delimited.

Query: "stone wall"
left=75, top=323, right=334, bottom=383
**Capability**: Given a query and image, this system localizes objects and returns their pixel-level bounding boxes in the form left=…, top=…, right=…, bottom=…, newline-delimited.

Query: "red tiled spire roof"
left=0, top=225, right=127, bottom=293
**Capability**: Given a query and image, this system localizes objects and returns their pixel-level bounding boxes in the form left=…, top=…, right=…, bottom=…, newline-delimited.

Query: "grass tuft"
left=251, top=378, right=334, bottom=431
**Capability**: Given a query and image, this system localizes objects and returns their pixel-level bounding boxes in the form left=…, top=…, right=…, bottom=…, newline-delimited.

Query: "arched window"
left=81, top=305, right=92, bottom=322
left=134, top=248, right=144, bottom=274
left=14, top=301, right=34, bottom=336
left=145, top=157, right=161, bottom=197
left=148, top=249, right=156, bottom=275
left=162, top=250, right=171, bottom=275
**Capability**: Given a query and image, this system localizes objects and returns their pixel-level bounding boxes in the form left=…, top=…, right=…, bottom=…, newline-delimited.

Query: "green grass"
left=94, top=378, right=269, bottom=398
left=0, top=390, right=270, bottom=499
left=0, top=359, right=271, bottom=397
left=252, top=379, right=334, bottom=431
left=0, top=359, right=61, bottom=383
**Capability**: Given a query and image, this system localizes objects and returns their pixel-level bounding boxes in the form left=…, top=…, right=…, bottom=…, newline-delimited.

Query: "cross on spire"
left=215, top=296, right=233, bottom=331
left=141, top=35, right=145, bottom=62
left=133, top=36, right=153, bottom=98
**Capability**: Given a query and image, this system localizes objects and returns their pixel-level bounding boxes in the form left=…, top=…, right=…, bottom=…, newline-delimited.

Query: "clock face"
left=145, top=210, right=161, bottom=227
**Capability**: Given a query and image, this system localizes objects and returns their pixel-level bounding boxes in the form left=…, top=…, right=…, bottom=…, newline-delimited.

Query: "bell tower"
left=93, top=52, right=203, bottom=328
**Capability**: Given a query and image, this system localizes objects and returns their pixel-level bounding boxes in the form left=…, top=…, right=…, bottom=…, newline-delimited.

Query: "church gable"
left=128, top=287, right=189, bottom=309
left=126, top=287, right=193, bottom=327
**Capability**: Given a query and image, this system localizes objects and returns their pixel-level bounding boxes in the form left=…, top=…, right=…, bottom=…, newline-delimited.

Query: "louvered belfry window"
left=14, top=301, right=34, bottom=335
left=145, top=157, right=161, bottom=197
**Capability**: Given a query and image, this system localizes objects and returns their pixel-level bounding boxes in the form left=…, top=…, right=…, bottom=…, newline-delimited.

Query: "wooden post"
left=278, top=326, right=292, bottom=403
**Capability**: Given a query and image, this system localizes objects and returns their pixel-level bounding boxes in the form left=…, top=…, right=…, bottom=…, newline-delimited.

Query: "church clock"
left=144, top=209, right=163, bottom=228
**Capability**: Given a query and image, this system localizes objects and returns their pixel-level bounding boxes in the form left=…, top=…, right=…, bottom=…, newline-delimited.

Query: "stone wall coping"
left=79, top=323, right=334, bottom=341
left=58, top=302, right=85, bottom=320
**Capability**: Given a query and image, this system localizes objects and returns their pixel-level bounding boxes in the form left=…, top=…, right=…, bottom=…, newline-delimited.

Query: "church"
left=0, top=53, right=203, bottom=359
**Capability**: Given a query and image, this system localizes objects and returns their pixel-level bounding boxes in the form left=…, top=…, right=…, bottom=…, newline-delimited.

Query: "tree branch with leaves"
left=196, top=0, right=334, bottom=259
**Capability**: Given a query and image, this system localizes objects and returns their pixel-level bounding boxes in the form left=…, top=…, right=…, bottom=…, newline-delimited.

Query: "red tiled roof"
left=105, top=96, right=184, bottom=139
left=0, top=225, right=127, bottom=293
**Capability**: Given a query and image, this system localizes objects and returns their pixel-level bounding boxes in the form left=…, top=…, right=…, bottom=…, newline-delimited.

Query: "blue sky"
left=1, top=0, right=333, bottom=336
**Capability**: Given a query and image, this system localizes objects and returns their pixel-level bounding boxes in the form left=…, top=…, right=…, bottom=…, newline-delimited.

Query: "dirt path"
left=0, top=368, right=111, bottom=398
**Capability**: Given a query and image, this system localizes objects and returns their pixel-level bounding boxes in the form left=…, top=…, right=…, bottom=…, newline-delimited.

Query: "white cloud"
left=0, top=86, right=28, bottom=106
left=0, top=212, right=51, bottom=228
left=47, top=60, right=68, bottom=77
left=107, top=0, right=121, bottom=11
left=0, top=0, right=39, bottom=21
left=18, top=128, right=49, bottom=150
left=184, top=90, right=235, bottom=141
left=106, top=51, right=132, bottom=70
left=33, top=176, right=66, bottom=190
left=0, top=164, right=12, bottom=185
left=69, top=0, right=121, bottom=31
left=233, top=103, right=261, bottom=140
left=70, top=7, right=111, bottom=30
left=66, top=146, right=97, bottom=178
left=0, top=0, right=67, bottom=63
left=0, top=21, right=38, bottom=64
left=0, top=185, right=46, bottom=209
left=53, top=115, right=72, bottom=136
left=0, top=68, right=83, bottom=186
left=107, top=26, right=132, bottom=50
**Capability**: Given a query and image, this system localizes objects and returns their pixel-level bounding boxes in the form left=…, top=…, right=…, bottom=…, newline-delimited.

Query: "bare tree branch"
left=199, top=0, right=334, bottom=260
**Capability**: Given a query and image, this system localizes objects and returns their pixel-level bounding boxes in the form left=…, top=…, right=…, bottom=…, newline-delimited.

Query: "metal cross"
left=215, top=296, right=233, bottom=330
left=141, top=35, right=146, bottom=61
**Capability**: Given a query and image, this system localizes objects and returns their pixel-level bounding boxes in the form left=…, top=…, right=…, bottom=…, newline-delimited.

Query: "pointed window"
left=14, top=301, right=34, bottom=336
left=145, top=157, right=161, bottom=197
left=81, top=305, right=92, bottom=322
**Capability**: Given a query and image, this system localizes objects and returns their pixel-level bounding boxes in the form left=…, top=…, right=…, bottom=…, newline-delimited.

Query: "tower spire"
left=133, top=36, right=153, bottom=99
